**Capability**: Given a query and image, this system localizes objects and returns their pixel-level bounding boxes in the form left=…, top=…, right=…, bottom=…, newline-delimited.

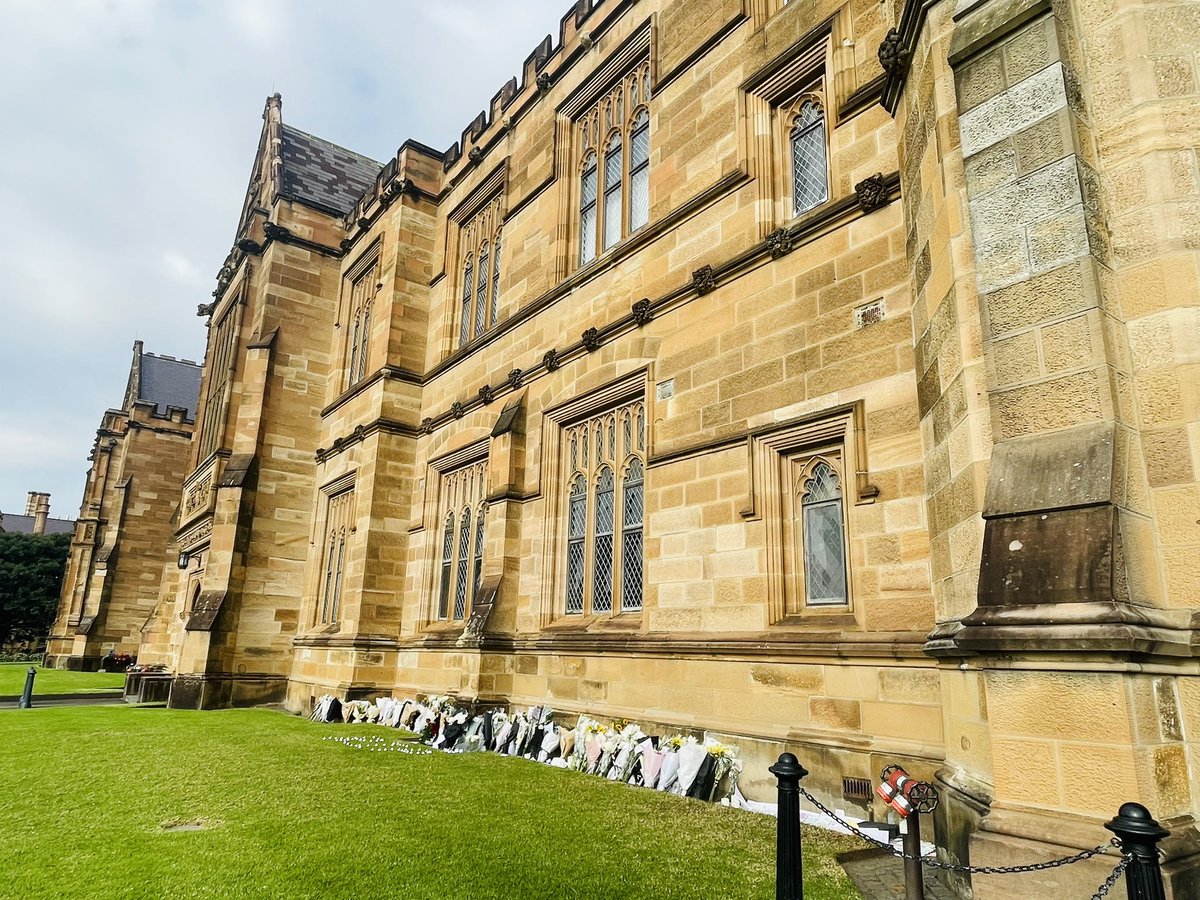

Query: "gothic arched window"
left=472, top=503, right=486, bottom=602
left=454, top=508, right=472, bottom=620
left=353, top=300, right=371, bottom=384
left=593, top=466, right=615, bottom=612
left=575, top=58, right=651, bottom=265
left=316, top=487, right=354, bottom=625
left=790, top=99, right=828, bottom=216
left=344, top=259, right=377, bottom=389
left=603, top=132, right=624, bottom=251
left=331, top=528, right=347, bottom=622
left=490, top=231, right=502, bottom=326
left=800, top=460, right=847, bottom=606
left=562, top=398, right=645, bottom=617
left=621, top=458, right=644, bottom=612
left=438, top=513, right=454, bottom=620
left=566, top=475, right=587, bottom=614
left=459, top=255, right=474, bottom=348
left=580, top=151, right=598, bottom=265
left=432, top=459, right=487, bottom=623
left=629, top=109, right=650, bottom=231
left=474, top=243, right=490, bottom=338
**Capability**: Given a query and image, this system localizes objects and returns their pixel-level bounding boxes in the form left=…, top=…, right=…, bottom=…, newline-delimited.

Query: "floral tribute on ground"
left=309, top=694, right=746, bottom=804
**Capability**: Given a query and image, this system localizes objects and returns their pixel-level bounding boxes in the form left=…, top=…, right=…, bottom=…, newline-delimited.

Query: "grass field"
left=0, top=662, right=125, bottom=696
left=0, top=705, right=864, bottom=899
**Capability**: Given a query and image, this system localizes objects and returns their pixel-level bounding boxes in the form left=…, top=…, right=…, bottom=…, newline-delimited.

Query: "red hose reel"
left=875, top=764, right=939, bottom=818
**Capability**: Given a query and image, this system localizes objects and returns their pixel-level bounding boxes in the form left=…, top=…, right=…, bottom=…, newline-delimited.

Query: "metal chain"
left=797, top=786, right=1122, bottom=875
left=1090, top=856, right=1129, bottom=900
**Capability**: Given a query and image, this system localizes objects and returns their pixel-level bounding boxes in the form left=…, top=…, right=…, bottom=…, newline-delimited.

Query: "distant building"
left=0, top=492, right=74, bottom=536
left=45, top=341, right=201, bottom=670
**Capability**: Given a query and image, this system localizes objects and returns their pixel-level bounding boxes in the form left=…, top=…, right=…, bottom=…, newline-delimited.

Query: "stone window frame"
left=312, top=472, right=356, bottom=627
left=424, top=441, right=489, bottom=627
left=457, top=196, right=505, bottom=348
left=340, top=244, right=381, bottom=391
left=742, top=23, right=835, bottom=233
left=558, top=25, right=653, bottom=271
left=538, top=369, right=650, bottom=628
left=742, top=401, right=876, bottom=626
left=782, top=90, right=830, bottom=217
left=195, top=280, right=247, bottom=464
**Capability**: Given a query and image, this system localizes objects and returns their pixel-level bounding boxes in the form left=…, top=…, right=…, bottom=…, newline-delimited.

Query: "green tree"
left=0, top=532, right=71, bottom=646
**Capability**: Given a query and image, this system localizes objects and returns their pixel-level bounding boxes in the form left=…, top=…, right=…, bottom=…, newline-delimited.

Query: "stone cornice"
left=416, top=171, right=900, bottom=436
left=315, top=416, right=421, bottom=463
left=409, top=627, right=931, bottom=662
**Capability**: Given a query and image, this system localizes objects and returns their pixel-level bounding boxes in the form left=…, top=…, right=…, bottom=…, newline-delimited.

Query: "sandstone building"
left=45, top=341, right=201, bottom=670
left=0, top=492, right=73, bottom=536
left=123, top=0, right=1200, bottom=894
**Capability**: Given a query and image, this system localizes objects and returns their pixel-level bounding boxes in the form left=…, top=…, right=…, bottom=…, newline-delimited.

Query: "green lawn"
left=0, top=706, right=864, bottom=899
left=0, top=662, right=125, bottom=696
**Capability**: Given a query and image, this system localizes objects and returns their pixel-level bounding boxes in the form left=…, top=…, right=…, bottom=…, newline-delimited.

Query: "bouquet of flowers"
left=674, top=736, right=708, bottom=796
left=706, top=740, right=744, bottom=803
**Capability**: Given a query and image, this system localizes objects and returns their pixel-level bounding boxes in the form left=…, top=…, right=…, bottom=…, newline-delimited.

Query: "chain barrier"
left=1089, top=856, right=1129, bottom=900
left=797, top=785, right=1123, bottom=877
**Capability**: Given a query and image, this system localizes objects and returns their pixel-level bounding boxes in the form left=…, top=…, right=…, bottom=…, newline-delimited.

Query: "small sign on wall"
left=656, top=379, right=675, bottom=400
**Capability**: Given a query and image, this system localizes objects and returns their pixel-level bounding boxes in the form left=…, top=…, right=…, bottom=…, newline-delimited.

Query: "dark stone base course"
left=166, top=674, right=288, bottom=710
left=43, top=654, right=105, bottom=673
left=124, top=672, right=172, bottom=704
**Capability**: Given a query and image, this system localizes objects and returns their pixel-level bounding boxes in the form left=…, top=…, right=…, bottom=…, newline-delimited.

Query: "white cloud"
left=0, top=0, right=567, bottom=511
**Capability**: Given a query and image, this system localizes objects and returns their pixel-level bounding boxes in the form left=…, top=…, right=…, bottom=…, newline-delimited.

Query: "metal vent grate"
left=842, top=776, right=873, bottom=803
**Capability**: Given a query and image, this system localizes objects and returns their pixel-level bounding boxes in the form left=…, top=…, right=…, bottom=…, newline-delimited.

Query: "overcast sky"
left=0, top=0, right=565, bottom=520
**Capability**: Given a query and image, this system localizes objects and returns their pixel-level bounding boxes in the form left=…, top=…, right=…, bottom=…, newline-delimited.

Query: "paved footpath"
left=841, top=850, right=959, bottom=900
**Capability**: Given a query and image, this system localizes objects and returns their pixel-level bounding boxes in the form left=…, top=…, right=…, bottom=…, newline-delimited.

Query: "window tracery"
left=434, top=458, right=488, bottom=621
left=562, top=398, right=645, bottom=615
left=345, top=259, right=378, bottom=388
left=576, top=59, right=651, bottom=265
left=317, top=487, right=355, bottom=625
left=786, top=94, right=829, bottom=216
left=457, top=196, right=504, bottom=347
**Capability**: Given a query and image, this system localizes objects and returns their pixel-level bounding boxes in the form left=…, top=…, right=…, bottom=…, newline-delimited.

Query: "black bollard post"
left=902, top=811, right=925, bottom=900
left=1106, top=802, right=1169, bottom=900
left=17, top=667, right=36, bottom=709
left=770, top=752, right=809, bottom=900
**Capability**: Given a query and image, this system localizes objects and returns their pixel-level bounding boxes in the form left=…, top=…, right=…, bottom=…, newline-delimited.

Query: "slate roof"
left=0, top=513, right=74, bottom=536
left=279, top=125, right=383, bottom=217
left=138, top=352, right=202, bottom=421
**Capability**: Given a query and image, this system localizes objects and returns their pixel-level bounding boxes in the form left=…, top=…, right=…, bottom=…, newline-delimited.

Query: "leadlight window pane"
left=621, top=459, right=643, bottom=612
left=801, top=462, right=847, bottom=606
left=475, top=245, right=490, bottom=337
left=631, top=169, right=649, bottom=232
left=472, top=505, right=485, bottom=604
left=347, top=314, right=361, bottom=387
left=593, top=467, right=614, bottom=613
left=454, top=509, right=472, bottom=620
left=459, top=256, right=474, bottom=347
left=490, top=233, right=502, bottom=325
left=622, top=529, right=643, bottom=612
left=791, top=101, right=828, bottom=216
left=439, top=514, right=454, bottom=619
left=566, top=477, right=587, bottom=614
left=321, top=538, right=336, bottom=622
left=355, top=302, right=371, bottom=384
left=331, top=530, right=346, bottom=622
left=630, top=111, right=650, bottom=231
left=580, top=154, right=598, bottom=265
left=603, top=134, right=623, bottom=250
